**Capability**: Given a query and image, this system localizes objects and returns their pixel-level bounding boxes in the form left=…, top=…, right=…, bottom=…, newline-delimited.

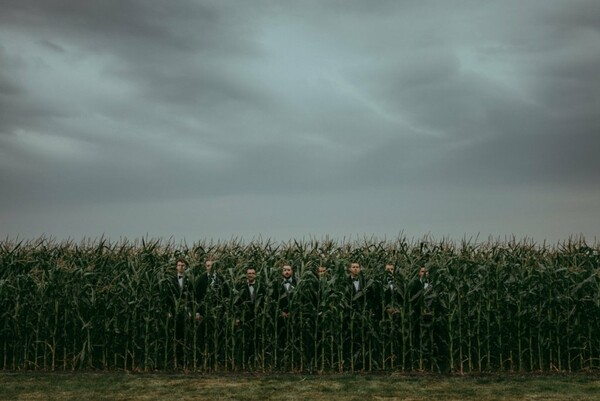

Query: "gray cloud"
left=0, top=0, right=598, bottom=242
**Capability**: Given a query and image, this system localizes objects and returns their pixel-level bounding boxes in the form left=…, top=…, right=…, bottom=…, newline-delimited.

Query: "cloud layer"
left=1, top=0, right=599, bottom=242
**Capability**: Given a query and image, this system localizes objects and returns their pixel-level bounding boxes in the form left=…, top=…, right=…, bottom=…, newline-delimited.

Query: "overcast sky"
left=1, top=0, right=599, bottom=245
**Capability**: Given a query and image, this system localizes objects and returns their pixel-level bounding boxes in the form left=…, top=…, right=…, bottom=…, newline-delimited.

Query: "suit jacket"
left=196, top=271, right=230, bottom=319
left=379, top=273, right=403, bottom=309
left=235, top=281, right=265, bottom=322
left=197, top=271, right=230, bottom=300
left=168, top=274, right=197, bottom=317
left=274, top=276, right=299, bottom=315
left=346, top=274, right=373, bottom=311
left=408, top=275, right=431, bottom=317
left=376, top=273, right=403, bottom=318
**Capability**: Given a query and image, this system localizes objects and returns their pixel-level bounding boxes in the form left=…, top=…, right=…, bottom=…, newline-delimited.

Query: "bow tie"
left=178, top=275, right=183, bottom=279
left=248, top=283, right=254, bottom=287
left=353, top=279, right=359, bottom=283
left=284, top=279, right=292, bottom=284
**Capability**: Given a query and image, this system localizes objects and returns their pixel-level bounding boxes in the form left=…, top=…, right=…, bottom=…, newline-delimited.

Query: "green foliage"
left=0, top=236, right=598, bottom=373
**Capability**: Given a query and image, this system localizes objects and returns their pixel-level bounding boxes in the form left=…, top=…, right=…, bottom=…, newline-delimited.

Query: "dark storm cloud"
left=0, top=0, right=271, bottom=204
left=0, top=0, right=218, bottom=50
left=0, top=45, right=37, bottom=136
left=350, top=1, right=600, bottom=191
left=0, top=0, right=264, bottom=123
left=0, top=0, right=598, bottom=241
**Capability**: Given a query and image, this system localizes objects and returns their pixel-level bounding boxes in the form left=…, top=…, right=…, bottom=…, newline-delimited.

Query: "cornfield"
left=0, top=236, right=598, bottom=373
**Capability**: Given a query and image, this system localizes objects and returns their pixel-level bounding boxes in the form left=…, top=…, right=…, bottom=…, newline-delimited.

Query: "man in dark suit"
left=346, top=262, right=372, bottom=307
left=197, top=260, right=230, bottom=300
left=274, top=264, right=299, bottom=364
left=234, top=266, right=264, bottom=368
left=275, top=264, right=298, bottom=320
left=344, top=261, right=374, bottom=371
left=196, top=259, right=230, bottom=368
left=167, top=257, right=198, bottom=369
left=375, top=263, right=404, bottom=368
left=409, top=265, right=448, bottom=372
left=379, top=264, right=403, bottom=315
left=408, top=265, right=432, bottom=370
left=303, top=265, right=335, bottom=371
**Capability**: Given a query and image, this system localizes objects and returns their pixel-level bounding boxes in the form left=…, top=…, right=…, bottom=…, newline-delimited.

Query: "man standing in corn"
left=167, top=257, right=197, bottom=369
left=196, top=259, right=230, bottom=369
left=274, top=264, right=298, bottom=367
left=235, top=266, right=262, bottom=368
left=344, top=262, right=374, bottom=371
left=409, top=266, right=432, bottom=370
left=375, top=263, right=404, bottom=369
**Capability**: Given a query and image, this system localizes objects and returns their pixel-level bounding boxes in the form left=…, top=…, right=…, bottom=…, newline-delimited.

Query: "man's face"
left=176, top=261, right=186, bottom=274
left=385, top=264, right=394, bottom=275
left=419, top=267, right=427, bottom=278
left=282, top=265, right=293, bottom=279
left=350, top=263, right=361, bottom=278
left=246, top=268, right=256, bottom=283
left=317, top=266, right=327, bottom=278
left=205, top=260, right=213, bottom=273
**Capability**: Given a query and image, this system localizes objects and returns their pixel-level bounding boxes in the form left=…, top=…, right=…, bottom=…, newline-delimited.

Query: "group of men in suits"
left=166, top=257, right=433, bottom=369
left=166, top=257, right=230, bottom=367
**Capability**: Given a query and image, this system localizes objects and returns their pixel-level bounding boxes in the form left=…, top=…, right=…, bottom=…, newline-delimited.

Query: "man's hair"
left=176, top=257, right=188, bottom=265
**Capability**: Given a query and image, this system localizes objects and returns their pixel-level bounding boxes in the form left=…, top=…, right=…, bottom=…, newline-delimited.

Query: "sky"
left=1, top=0, right=599, bottom=245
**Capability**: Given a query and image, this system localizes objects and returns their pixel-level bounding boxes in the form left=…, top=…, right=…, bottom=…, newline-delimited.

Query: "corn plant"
left=0, top=236, right=598, bottom=373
